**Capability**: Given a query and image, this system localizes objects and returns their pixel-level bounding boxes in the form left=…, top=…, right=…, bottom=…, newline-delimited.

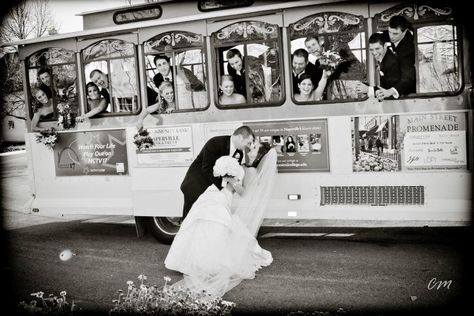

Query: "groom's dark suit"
left=383, top=30, right=416, bottom=95
left=181, top=135, right=237, bottom=217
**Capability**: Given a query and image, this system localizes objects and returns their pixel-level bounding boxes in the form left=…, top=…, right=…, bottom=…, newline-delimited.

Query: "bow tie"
left=232, top=149, right=243, bottom=164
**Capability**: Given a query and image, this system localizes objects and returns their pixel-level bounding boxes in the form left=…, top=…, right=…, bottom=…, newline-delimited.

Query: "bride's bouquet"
left=319, top=50, right=344, bottom=72
left=213, top=156, right=244, bottom=181
left=36, top=128, right=59, bottom=149
left=133, top=129, right=155, bottom=151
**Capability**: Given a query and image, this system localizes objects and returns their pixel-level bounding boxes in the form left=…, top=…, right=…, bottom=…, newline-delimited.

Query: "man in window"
left=225, top=48, right=272, bottom=102
left=226, top=49, right=247, bottom=97
left=380, top=15, right=416, bottom=98
left=37, top=68, right=54, bottom=98
left=304, top=36, right=325, bottom=69
left=355, top=32, right=401, bottom=100
left=152, top=54, right=205, bottom=93
left=291, top=49, right=322, bottom=95
left=89, top=69, right=111, bottom=104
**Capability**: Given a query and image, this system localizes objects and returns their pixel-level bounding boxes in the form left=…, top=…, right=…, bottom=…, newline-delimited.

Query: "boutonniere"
left=379, top=70, right=385, bottom=77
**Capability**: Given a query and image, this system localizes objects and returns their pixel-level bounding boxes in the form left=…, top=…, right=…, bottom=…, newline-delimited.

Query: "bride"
left=164, top=142, right=277, bottom=297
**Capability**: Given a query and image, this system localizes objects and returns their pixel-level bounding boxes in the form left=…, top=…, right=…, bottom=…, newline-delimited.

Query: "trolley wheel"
left=147, top=216, right=182, bottom=244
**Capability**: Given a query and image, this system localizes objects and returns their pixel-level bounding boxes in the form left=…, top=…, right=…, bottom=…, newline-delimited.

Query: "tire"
left=147, top=216, right=182, bottom=244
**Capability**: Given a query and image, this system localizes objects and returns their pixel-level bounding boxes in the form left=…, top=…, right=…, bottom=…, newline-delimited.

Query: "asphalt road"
left=4, top=219, right=471, bottom=315
left=1, top=152, right=471, bottom=315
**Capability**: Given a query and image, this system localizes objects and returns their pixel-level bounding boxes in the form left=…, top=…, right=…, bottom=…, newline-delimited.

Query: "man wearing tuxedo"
left=180, top=126, right=255, bottom=217
left=304, top=36, right=324, bottom=69
left=377, top=15, right=416, bottom=99
left=291, top=49, right=323, bottom=95
left=152, top=55, right=205, bottom=93
left=356, top=32, right=401, bottom=99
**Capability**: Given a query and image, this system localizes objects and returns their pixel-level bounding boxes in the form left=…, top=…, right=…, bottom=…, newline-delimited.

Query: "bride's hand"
left=227, top=177, right=244, bottom=195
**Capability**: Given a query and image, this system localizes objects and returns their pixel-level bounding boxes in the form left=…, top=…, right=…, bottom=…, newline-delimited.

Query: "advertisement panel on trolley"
left=135, top=125, right=194, bottom=166
left=246, top=119, right=330, bottom=173
left=53, top=129, right=128, bottom=176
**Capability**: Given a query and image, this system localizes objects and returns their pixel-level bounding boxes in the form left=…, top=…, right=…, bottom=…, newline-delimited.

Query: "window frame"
left=113, top=3, right=162, bottom=25
left=211, top=20, right=286, bottom=110
left=81, top=38, right=142, bottom=118
left=372, top=3, right=464, bottom=99
left=287, top=11, right=369, bottom=106
left=26, top=47, right=78, bottom=121
left=197, top=0, right=254, bottom=13
left=142, top=30, right=210, bottom=114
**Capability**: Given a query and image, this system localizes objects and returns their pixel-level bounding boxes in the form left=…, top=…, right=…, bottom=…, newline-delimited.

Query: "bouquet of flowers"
left=57, top=102, right=76, bottom=129
left=319, top=50, right=344, bottom=72
left=213, top=156, right=244, bottom=181
left=35, top=128, right=58, bottom=149
left=133, top=129, right=155, bottom=151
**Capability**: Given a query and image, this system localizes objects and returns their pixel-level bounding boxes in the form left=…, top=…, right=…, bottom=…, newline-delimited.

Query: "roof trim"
left=4, top=0, right=345, bottom=47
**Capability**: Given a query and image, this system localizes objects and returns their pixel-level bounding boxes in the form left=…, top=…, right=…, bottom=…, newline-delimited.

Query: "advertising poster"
left=351, top=115, right=400, bottom=172
left=53, top=129, right=128, bottom=176
left=400, top=112, right=467, bottom=170
left=136, top=126, right=193, bottom=166
left=246, top=120, right=329, bottom=172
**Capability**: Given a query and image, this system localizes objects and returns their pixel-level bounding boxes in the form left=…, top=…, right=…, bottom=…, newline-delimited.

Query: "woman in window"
left=219, top=75, right=246, bottom=105
left=31, top=86, right=54, bottom=131
left=294, top=72, right=331, bottom=102
left=136, top=81, right=175, bottom=130
left=78, top=82, right=108, bottom=120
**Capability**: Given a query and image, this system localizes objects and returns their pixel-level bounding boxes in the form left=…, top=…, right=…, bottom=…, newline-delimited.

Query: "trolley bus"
left=6, top=0, right=472, bottom=243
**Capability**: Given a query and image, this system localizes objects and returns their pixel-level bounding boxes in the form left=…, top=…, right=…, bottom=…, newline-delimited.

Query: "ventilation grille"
left=320, top=186, right=424, bottom=206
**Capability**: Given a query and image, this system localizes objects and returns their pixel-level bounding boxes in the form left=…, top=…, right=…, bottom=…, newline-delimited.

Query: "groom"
left=180, top=125, right=255, bottom=217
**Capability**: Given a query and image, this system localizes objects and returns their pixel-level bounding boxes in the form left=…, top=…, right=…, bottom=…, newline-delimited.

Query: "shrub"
left=110, top=275, right=235, bottom=316
left=18, top=290, right=81, bottom=315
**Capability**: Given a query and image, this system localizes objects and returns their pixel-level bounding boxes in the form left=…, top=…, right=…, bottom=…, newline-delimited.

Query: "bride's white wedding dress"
left=164, top=149, right=277, bottom=297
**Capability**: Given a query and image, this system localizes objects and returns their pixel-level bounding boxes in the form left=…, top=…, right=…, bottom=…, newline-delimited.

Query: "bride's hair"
left=249, top=142, right=272, bottom=167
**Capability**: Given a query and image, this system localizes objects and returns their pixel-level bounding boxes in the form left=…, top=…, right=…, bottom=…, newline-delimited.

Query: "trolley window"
left=373, top=3, right=461, bottom=96
left=82, top=39, right=140, bottom=116
left=26, top=47, right=78, bottom=129
left=288, top=11, right=367, bottom=104
left=143, top=30, right=208, bottom=113
left=212, top=20, right=284, bottom=108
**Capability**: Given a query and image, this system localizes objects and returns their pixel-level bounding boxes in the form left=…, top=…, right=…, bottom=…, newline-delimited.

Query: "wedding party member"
left=180, top=126, right=255, bottom=218
left=294, top=72, right=331, bottom=102
left=218, top=75, right=246, bottom=105
left=291, top=49, right=322, bottom=95
left=37, top=68, right=54, bottom=98
left=165, top=142, right=277, bottom=297
left=304, top=35, right=324, bottom=66
left=89, top=69, right=111, bottom=104
left=31, top=86, right=54, bottom=131
left=136, top=81, right=176, bottom=131
left=225, top=48, right=247, bottom=97
left=78, top=82, right=108, bottom=120
left=355, top=32, right=401, bottom=100
left=225, top=48, right=269, bottom=98
left=152, top=54, right=205, bottom=92
left=380, top=15, right=416, bottom=98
